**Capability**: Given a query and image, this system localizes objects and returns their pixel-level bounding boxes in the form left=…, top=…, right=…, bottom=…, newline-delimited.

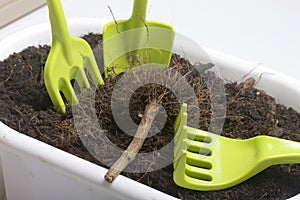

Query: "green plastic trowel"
left=103, top=0, right=175, bottom=77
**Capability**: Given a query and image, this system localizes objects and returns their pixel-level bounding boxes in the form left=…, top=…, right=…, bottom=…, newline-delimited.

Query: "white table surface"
left=1, top=0, right=300, bottom=81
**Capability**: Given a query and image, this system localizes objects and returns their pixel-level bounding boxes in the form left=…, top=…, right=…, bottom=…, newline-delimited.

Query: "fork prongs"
left=45, top=52, right=103, bottom=114
left=83, top=50, right=104, bottom=86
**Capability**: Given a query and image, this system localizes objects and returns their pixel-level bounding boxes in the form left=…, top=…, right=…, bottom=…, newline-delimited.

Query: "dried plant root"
left=104, top=100, right=159, bottom=183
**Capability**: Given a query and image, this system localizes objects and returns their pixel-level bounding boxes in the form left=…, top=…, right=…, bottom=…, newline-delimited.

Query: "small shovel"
left=44, top=0, right=104, bottom=113
left=103, top=0, right=175, bottom=77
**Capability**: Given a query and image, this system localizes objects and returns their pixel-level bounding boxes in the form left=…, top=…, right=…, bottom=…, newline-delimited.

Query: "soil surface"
left=0, top=33, right=299, bottom=200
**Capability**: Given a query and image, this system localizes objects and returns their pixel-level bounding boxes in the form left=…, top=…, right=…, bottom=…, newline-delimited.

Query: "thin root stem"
left=104, top=99, right=159, bottom=183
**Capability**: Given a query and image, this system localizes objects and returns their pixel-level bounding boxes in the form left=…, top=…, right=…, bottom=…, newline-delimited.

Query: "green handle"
left=46, top=0, right=73, bottom=64
left=259, top=136, right=300, bottom=165
left=129, top=0, right=148, bottom=28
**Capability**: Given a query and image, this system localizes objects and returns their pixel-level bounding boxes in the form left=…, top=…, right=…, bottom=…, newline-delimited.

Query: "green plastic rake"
left=174, top=103, right=300, bottom=191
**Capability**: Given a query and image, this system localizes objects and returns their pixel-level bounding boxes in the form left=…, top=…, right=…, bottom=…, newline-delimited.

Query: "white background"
left=1, top=0, right=300, bottom=81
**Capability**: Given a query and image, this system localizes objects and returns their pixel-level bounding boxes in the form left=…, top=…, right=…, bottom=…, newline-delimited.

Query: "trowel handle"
left=129, top=0, right=148, bottom=27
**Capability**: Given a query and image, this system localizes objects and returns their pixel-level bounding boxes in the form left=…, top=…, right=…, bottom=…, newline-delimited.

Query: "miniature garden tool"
left=103, top=0, right=175, bottom=77
left=44, top=0, right=104, bottom=113
left=173, top=103, right=300, bottom=191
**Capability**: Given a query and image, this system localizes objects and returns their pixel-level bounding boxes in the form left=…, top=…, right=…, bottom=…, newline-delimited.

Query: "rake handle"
left=46, top=0, right=73, bottom=64
left=259, top=136, right=300, bottom=165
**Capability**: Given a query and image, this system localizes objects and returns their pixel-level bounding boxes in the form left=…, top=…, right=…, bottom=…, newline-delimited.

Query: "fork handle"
left=46, top=0, right=73, bottom=64
left=259, top=136, right=300, bottom=165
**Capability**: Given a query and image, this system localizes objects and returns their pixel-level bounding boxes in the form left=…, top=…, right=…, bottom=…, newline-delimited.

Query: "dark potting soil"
left=0, top=33, right=299, bottom=200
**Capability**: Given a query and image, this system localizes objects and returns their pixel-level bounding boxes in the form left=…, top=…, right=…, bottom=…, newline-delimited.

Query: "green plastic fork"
left=103, top=0, right=175, bottom=77
left=173, top=103, right=300, bottom=191
left=44, top=0, right=104, bottom=113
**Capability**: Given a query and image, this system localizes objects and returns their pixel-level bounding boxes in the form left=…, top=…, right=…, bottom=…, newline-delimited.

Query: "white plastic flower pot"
left=0, top=18, right=299, bottom=200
